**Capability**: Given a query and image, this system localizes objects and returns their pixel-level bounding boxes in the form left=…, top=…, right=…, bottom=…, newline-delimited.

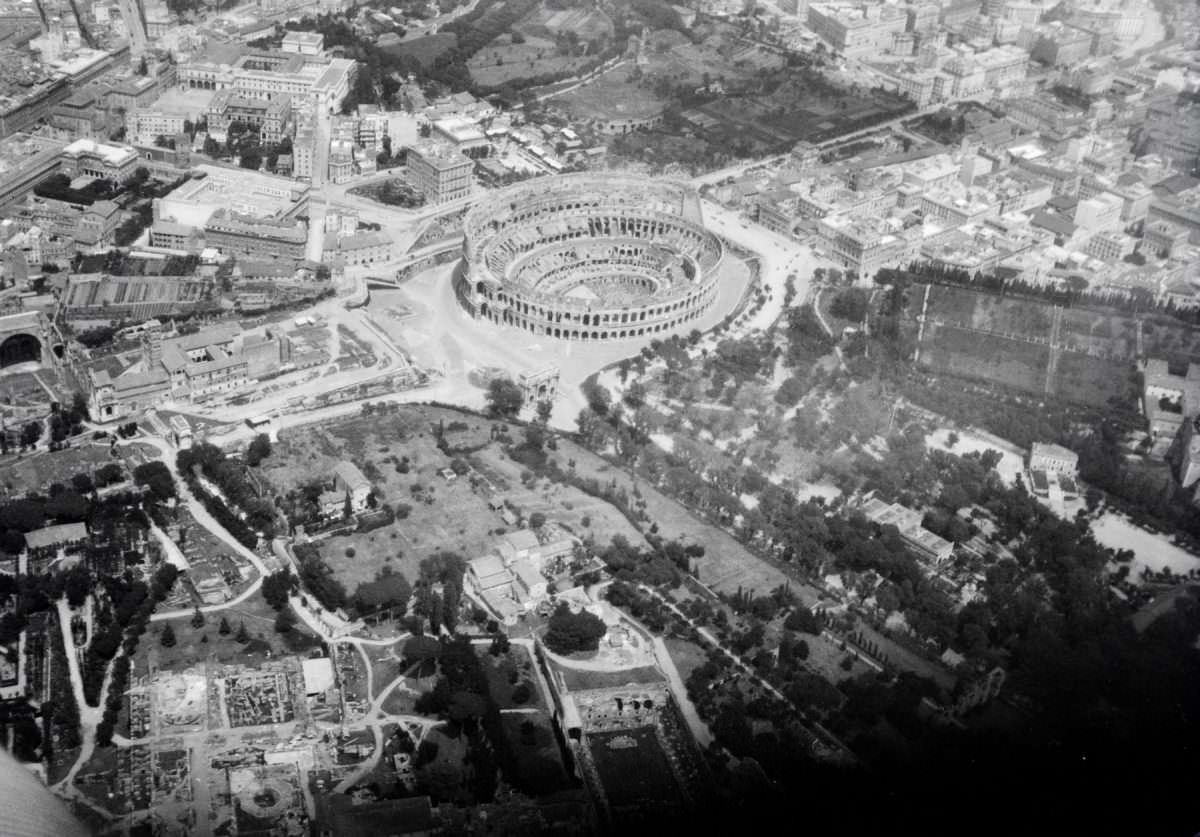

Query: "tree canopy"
left=543, top=603, right=607, bottom=655
left=486, top=378, right=524, bottom=418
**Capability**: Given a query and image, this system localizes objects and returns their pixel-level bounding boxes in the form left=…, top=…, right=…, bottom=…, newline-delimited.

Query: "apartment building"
left=807, top=2, right=907, bottom=57
left=407, top=142, right=473, bottom=204
left=203, top=209, right=307, bottom=261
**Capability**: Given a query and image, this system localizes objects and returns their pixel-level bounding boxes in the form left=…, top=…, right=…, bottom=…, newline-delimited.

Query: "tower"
left=959, top=136, right=981, bottom=187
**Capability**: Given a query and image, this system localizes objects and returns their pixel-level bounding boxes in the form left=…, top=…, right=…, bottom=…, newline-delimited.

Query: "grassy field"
left=137, top=591, right=320, bottom=675
left=803, top=632, right=872, bottom=684
left=920, top=323, right=1050, bottom=394
left=0, top=443, right=119, bottom=496
left=1058, top=308, right=1138, bottom=359
left=555, top=664, right=664, bottom=692
left=522, top=4, right=612, bottom=38
left=496, top=712, right=570, bottom=794
left=479, top=644, right=543, bottom=710
left=379, top=32, right=457, bottom=67
left=1051, top=351, right=1138, bottom=408
left=916, top=285, right=1164, bottom=408
left=927, top=285, right=1054, bottom=338
left=663, top=637, right=708, bottom=684
left=554, top=437, right=798, bottom=596
left=587, top=727, right=681, bottom=808
left=468, top=34, right=592, bottom=88
left=553, top=65, right=667, bottom=122
left=264, top=407, right=644, bottom=595
left=1141, top=315, right=1200, bottom=366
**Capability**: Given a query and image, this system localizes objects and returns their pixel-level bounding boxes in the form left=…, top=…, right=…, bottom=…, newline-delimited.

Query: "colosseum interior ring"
left=455, top=174, right=724, bottom=342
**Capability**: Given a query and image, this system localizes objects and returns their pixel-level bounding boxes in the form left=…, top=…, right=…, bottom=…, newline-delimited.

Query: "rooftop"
left=62, top=138, right=137, bottom=166
left=24, top=522, right=88, bottom=550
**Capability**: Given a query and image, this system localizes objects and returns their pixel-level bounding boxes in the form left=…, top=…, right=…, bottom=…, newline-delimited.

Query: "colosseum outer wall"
left=454, top=174, right=723, bottom=342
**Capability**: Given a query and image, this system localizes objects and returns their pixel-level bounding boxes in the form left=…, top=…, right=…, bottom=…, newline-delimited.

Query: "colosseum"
left=455, top=174, right=724, bottom=342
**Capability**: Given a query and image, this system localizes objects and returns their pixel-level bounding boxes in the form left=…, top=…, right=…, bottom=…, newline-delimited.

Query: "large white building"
left=60, top=138, right=139, bottom=181
left=125, top=109, right=190, bottom=146
left=1028, top=442, right=1078, bottom=476
left=807, top=2, right=908, bottom=57
left=1074, top=191, right=1123, bottom=234
left=178, top=46, right=356, bottom=114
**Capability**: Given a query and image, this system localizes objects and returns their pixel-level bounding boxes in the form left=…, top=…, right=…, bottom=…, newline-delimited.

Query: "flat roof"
left=62, top=138, right=137, bottom=166
left=283, top=31, right=323, bottom=44
left=302, top=657, right=334, bottom=694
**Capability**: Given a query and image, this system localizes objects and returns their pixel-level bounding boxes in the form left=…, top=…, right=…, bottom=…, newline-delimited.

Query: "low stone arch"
left=0, top=333, right=40, bottom=368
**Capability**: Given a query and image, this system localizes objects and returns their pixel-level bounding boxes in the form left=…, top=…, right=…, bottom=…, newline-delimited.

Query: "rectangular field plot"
left=1050, top=351, right=1138, bottom=409
left=496, top=713, right=571, bottom=795
left=1141, top=317, right=1200, bottom=367
left=919, top=323, right=1049, bottom=394
left=1057, top=308, right=1137, bottom=359
left=587, top=727, right=681, bottom=809
left=926, top=285, right=1054, bottom=339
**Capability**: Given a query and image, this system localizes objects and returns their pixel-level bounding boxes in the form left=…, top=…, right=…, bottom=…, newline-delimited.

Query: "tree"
left=511, top=682, right=532, bottom=705
left=218, top=616, right=231, bottom=635
left=235, top=621, right=250, bottom=643
left=529, top=512, right=546, bottom=529
left=63, top=564, right=91, bottom=607
left=246, top=433, right=272, bottom=466
left=70, top=472, right=94, bottom=495
left=784, top=606, right=820, bottom=634
left=133, top=461, right=176, bottom=501
left=582, top=381, right=612, bottom=416
left=543, top=603, right=607, bottom=654
left=160, top=624, right=176, bottom=647
left=262, top=570, right=295, bottom=611
left=274, top=608, right=297, bottom=633
left=486, top=378, right=524, bottom=418
left=21, top=421, right=41, bottom=449
left=191, top=607, right=205, bottom=629
left=536, top=399, right=553, bottom=424
left=95, top=463, right=124, bottom=487
left=830, top=288, right=869, bottom=321
left=11, top=714, right=41, bottom=762
left=404, top=635, right=442, bottom=671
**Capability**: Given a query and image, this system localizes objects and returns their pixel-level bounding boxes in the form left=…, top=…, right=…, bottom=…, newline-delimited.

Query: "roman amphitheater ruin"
left=455, top=174, right=724, bottom=341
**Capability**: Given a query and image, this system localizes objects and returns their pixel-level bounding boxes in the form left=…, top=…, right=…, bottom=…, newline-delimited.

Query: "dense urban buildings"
left=0, top=0, right=1197, bottom=833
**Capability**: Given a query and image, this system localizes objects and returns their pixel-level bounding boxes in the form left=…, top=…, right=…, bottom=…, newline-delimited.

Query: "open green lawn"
left=496, top=712, right=570, bottom=794
left=1141, top=315, right=1200, bottom=366
left=479, top=643, right=542, bottom=710
left=554, top=65, right=667, bottom=121
left=554, top=663, right=664, bottom=692
left=927, top=284, right=1054, bottom=338
left=0, top=443, right=119, bottom=495
left=265, top=406, right=647, bottom=596
left=380, top=32, right=457, bottom=67
left=553, top=437, right=796, bottom=596
left=468, top=35, right=592, bottom=88
left=664, top=637, right=708, bottom=684
left=920, top=323, right=1050, bottom=394
left=381, top=682, right=418, bottom=715
left=1051, top=351, right=1138, bottom=409
left=138, top=591, right=319, bottom=675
